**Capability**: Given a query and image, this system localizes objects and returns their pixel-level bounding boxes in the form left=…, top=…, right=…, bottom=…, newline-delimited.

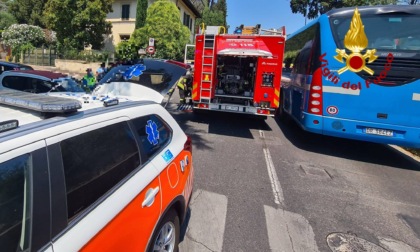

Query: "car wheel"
left=150, top=209, right=180, bottom=252
left=277, top=90, right=290, bottom=123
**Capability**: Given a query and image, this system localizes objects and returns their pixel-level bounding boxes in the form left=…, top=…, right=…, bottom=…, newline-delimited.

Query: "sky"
left=226, top=0, right=308, bottom=36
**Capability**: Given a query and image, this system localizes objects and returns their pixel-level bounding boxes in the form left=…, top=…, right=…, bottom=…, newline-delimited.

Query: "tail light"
left=184, top=135, right=192, bottom=153
left=308, top=68, right=323, bottom=115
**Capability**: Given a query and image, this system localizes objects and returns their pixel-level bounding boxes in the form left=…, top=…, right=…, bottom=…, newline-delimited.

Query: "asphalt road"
left=166, top=92, right=420, bottom=252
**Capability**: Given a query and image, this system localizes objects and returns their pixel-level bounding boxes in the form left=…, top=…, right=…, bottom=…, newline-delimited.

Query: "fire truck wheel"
left=149, top=209, right=180, bottom=252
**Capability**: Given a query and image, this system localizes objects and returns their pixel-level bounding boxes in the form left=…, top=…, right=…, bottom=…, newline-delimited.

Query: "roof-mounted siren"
left=260, top=26, right=286, bottom=36
left=235, top=24, right=261, bottom=35
left=0, top=120, right=19, bottom=133
left=0, top=90, right=82, bottom=113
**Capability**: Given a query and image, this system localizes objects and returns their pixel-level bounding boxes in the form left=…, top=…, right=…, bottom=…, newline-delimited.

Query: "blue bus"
left=280, top=5, right=420, bottom=148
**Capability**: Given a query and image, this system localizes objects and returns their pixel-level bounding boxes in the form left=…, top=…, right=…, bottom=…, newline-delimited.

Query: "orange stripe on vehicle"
left=274, top=98, right=279, bottom=107
left=81, top=177, right=161, bottom=251
left=160, top=150, right=193, bottom=213
left=274, top=88, right=280, bottom=97
left=81, top=150, right=193, bottom=251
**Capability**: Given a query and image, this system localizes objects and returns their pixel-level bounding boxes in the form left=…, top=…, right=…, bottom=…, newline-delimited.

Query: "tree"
left=43, top=0, right=113, bottom=51
left=197, top=6, right=224, bottom=28
left=9, top=0, right=47, bottom=27
left=212, top=0, right=227, bottom=29
left=2, top=24, right=45, bottom=57
left=191, top=0, right=208, bottom=12
left=129, top=0, right=190, bottom=61
left=0, top=11, right=17, bottom=31
left=290, top=0, right=398, bottom=20
left=135, top=0, right=148, bottom=29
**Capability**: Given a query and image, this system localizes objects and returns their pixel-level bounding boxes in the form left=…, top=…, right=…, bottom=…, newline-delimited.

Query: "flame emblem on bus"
left=334, top=8, right=378, bottom=75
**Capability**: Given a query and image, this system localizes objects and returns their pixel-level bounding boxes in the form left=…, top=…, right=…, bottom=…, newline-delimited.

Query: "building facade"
left=104, top=0, right=200, bottom=52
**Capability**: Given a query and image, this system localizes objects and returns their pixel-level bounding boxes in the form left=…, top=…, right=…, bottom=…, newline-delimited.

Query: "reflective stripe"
left=273, top=99, right=279, bottom=107
left=192, top=83, right=198, bottom=99
left=274, top=88, right=280, bottom=107
left=413, top=93, right=420, bottom=101
left=274, top=88, right=280, bottom=97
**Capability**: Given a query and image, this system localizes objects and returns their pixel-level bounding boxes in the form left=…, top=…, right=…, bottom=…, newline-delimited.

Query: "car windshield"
left=99, top=66, right=129, bottom=84
left=98, top=59, right=188, bottom=95
left=330, top=13, right=420, bottom=51
left=52, top=78, right=84, bottom=92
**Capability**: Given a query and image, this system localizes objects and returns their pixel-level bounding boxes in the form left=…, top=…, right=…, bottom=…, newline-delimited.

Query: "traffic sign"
left=149, top=38, right=154, bottom=46
left=147, top=46, right=155, bottom=54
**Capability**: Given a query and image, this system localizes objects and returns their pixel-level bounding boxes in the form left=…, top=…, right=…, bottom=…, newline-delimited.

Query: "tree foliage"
left=135, top=0, right=148, bottom=29
left=290, top=0, right=399, bottom=20
left=197, top=6, right=224, bottom=28
left=43, top=0, right=113, bottom=51
left=0, top=11, right=17, bottom=31
left=9, top=0, right=47, bottom=27
left=115, top=41, right=138, bottom=61
left=212, top=0, right=227, bottom=29
left=129, top=0, right=190, bottom=61
left=1, top=24, right=45, bottom=56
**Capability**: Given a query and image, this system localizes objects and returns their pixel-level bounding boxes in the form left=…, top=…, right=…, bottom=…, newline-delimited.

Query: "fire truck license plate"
left=365, top=127, right=393, bottom=137
left=225, top=105, right=239, bottom=111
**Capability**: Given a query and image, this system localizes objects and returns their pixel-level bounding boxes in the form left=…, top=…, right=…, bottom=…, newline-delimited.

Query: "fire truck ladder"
left=200, top=33, right=216, bottom=104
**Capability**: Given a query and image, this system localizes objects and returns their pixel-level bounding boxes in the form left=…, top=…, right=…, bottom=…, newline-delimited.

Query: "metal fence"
left=22, top=47, right=57, bottom=66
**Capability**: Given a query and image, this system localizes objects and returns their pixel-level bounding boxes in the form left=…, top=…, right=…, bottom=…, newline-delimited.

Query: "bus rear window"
left=330, top=14, right=420, bottom=51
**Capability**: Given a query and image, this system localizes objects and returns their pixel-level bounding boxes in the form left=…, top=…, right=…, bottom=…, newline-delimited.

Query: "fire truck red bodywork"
left=192, top=27, right=286, bottom=116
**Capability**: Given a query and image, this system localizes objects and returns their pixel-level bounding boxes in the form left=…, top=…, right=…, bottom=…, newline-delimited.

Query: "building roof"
left=182, top=0, right=201, bottom=18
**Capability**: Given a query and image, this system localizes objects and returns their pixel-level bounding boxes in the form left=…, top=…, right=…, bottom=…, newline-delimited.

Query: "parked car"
left=0, top=70, right=85, bottom=94
left=0, top=88, right=194, bottom=251
left=0, top=60, right=33, bottom=74
left=99, top=59, right=190, bottom=95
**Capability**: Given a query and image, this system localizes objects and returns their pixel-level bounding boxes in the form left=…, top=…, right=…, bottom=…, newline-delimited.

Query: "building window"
left=183, top=13, right=192, bottom=31
left=122, top=4, right=130, bottom=20
left=120, top=34, right=130, bottom=41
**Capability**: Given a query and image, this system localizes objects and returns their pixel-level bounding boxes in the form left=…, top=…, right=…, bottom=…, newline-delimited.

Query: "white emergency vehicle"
left=0, top=87, right=193, bottom=252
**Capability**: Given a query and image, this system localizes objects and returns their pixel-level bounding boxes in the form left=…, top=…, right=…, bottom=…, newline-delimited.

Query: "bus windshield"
left=330, top=14, right=420, bottom=51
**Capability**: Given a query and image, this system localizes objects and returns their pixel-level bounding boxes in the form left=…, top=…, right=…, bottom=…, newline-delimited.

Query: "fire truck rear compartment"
left=215, top=56, right=257, bottom=105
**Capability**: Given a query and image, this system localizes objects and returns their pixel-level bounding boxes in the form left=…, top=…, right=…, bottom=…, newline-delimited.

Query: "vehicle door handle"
left=142, top=187, right=160, bottom=208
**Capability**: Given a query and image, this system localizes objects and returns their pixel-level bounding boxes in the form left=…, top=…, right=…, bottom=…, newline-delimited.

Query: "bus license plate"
left=365, top=128, right=393, bottom=137
left=225, top=106, right=239, bottom=111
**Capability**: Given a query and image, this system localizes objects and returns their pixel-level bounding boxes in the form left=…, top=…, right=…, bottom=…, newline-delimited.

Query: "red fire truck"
left=191, top=24, right=286, bottom=116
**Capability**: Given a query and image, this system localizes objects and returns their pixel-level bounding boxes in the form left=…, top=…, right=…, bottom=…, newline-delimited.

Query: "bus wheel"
left=150, top=209, right=180, bottom=252
left=277, top=91, right=289, bottom=123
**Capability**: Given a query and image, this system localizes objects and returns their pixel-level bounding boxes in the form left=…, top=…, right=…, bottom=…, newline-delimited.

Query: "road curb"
left=388, top=145, right=420, bottom=163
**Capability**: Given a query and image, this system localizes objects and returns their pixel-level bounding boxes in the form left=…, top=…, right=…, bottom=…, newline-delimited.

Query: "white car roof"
left=0, top=83, right=164, bottom=126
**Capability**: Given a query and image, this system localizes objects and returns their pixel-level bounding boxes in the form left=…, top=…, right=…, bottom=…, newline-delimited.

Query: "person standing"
left=96, top=62, right=106, bottom=80
left=82, top=68, right=97, bottom=91
left=177, top=75, right=188, bottom=104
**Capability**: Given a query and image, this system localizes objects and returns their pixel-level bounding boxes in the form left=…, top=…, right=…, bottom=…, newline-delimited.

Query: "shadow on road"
left=274, top=115, right=420, bottom=171
left=169, top=109, right=272, bottom=151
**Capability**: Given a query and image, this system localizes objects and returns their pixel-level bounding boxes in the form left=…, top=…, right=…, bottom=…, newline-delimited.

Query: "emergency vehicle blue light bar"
left=0, top=90, right=82, bottom=113
left=0, top=120, right=19, bottom=133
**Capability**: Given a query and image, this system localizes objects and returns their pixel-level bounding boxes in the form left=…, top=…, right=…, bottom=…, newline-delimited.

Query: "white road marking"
left=323, top=86, right=360, bottom=95
left=260, top=130, right=285, bottom=206
left=264, top=205, right=319, bottom=252
left=412, top=93, right=420, bottom=101
left=179, top=189, right=227, bottom=252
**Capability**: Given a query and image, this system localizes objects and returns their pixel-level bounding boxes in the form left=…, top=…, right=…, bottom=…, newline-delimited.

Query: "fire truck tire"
left=149, top=209, right=180, bottom=252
